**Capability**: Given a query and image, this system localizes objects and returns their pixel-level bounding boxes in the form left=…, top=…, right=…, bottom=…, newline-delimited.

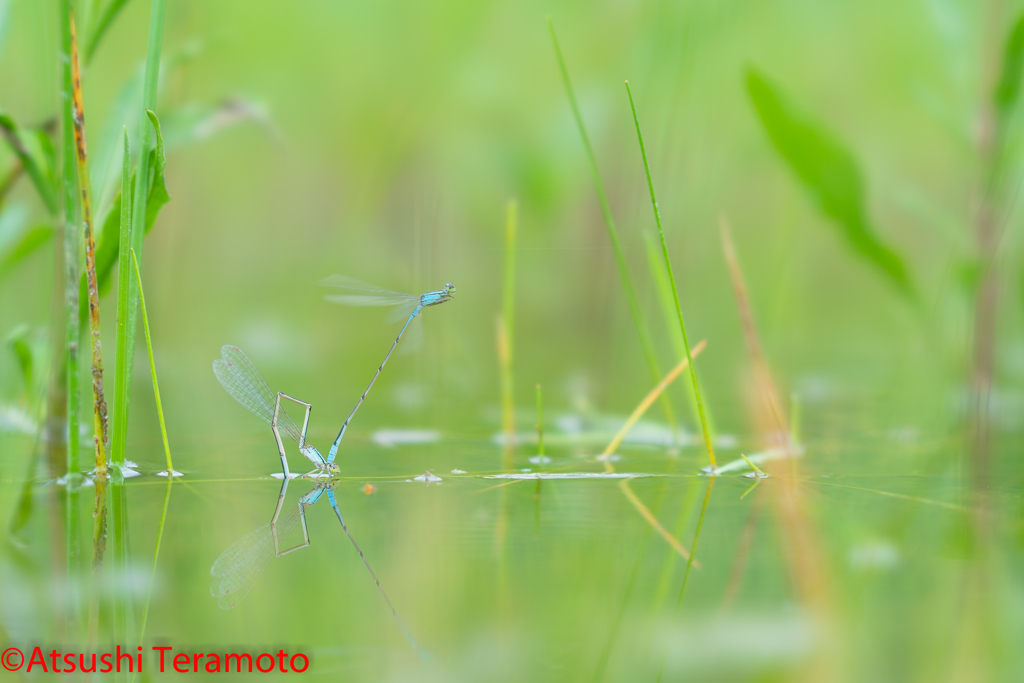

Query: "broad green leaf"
left=144, top=109, right=170, bottom=232
left=0, top=113, right=57, bottom=214
left=995, top=12, right=1024, bottom=115
left=746, top=67, right=914, bottom=297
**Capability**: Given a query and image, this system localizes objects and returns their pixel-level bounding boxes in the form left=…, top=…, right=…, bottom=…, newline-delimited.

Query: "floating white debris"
left=125, top=459, right=138, bottom=468
left=372, top=429, right=440, bottom=447
left=849, top=541, right=900, bottom=570
left=742, top=472, right=770, bottom=479
left=0, top=405, right=36, bottom=436
left=269, top=472, right=302, bottom=480
left=55, top=474, right=96, bottom=487
left=451, top=469, right=467, bottom=474
left=483, top=472, right=657, bottom=480
left=715, top=434, right=739, bottom=448
left=412, top=471, right=442, bottom=486
left=155, top=470, right=184, bottom=478
left=595, top=453, right=622, bottom=462
left=528, top=455, right=552, bottom=465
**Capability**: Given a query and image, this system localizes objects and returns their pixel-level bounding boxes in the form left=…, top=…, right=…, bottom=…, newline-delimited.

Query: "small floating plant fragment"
left=412, top=471, right=442, bottom=486
left=155, top=469, right=183, bottom=478
left=702, top=446, right=801, bottom=476
left=740, top=454, right=770, bottom=479
left=484, top=472, right=657, bottom=480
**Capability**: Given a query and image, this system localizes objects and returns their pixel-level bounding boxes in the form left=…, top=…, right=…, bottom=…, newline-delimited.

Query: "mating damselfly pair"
left=213, top=277, right=456, bottom=477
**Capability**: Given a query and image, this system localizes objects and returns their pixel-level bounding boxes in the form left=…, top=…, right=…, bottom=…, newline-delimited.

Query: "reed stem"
left=58, top=0, right=82, bottom=635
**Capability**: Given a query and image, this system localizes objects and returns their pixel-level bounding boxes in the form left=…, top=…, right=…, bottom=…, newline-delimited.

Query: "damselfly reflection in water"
left=210, top=478, right=419, bottom=652
left=320, top=276, right=455, bottom=462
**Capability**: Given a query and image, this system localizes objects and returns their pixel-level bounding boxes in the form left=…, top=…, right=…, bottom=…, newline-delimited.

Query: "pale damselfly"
left=320, top=276, right=455, bottom=463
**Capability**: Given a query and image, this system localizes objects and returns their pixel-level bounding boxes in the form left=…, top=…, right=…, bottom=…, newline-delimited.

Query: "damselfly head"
left=445, top=283, right=456, bottom=296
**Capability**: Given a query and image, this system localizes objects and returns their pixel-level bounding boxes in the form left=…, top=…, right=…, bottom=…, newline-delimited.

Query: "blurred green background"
left=1, top=0, right=1023, bottom=680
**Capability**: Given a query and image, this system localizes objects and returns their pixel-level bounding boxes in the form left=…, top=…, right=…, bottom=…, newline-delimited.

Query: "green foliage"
left=995, top=12, right=1024, bottom=115
left=5, top=324, right=32, bottom=390
left=144, top=109, right=170, bottom=230
left=83, top=0, right=132, bottom=64
left=89, top=111, right=168, bottom=303
left=745, top=67, right=914, bottom=297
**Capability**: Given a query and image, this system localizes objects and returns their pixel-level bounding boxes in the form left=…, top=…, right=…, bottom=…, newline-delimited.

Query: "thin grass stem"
left=624, top=81, right=715, bottom=468
left=136, top=477, right=172, bottom=671
left=547, top=18, right=679, bottom=436
left=598, top=343, right=706, bottom=563
left=535, top=383, right=544, bottom=457
left=130, top=247, right=173, bottom=471
left=599, top=340, right=706, bottom=467
left=500, top=201, right=516, bottom=470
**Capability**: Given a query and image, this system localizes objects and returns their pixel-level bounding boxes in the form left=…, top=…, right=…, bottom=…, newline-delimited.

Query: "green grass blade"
left=644, top=234, right=715, bottom=436
left=625, top=81, right=716, bottom=468
left=83, top=0, right=131, bottom=65
left=112, top=128, right=131, bottom=467
left=745, top=67, right=914, bottom=298
left=111, top=0, right=165, bottom=471
left=547, top=18, right=679, bottom=436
